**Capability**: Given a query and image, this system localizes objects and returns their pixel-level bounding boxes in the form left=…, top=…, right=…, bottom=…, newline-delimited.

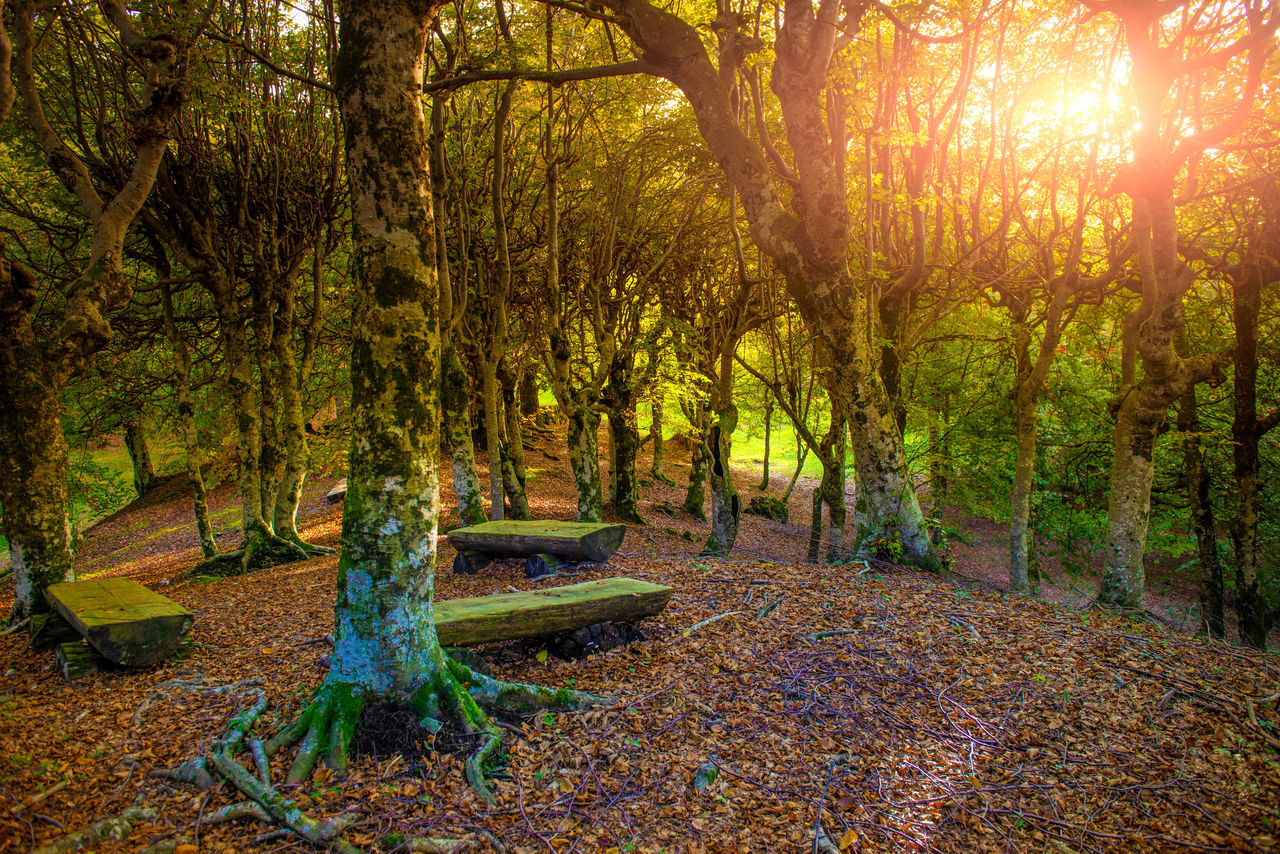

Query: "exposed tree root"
left=178, top=652, right=610, bottom=850
left=190, top=522, right=311, bottom=576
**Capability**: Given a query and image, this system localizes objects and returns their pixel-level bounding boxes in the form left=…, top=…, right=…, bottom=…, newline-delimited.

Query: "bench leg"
left=452, top=550, right=491, bottom=575
left=525, top=553, right=569, bottom=579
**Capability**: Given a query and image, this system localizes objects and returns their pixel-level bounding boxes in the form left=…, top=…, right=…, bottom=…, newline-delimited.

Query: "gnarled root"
left=182, top=652, right=610, bottom=851
left=190, top=521, right=311, bottom=577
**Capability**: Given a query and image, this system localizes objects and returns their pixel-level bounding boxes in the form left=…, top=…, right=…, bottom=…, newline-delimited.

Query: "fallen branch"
left=683, top=611, right=742, bottom=637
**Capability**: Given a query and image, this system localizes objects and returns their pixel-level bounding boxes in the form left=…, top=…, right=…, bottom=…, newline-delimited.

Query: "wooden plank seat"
left=434, top=577, right=671, bottom=647
left=44, top=577, right=194, bottom=669
left=446, top=519, right=627, bottom=577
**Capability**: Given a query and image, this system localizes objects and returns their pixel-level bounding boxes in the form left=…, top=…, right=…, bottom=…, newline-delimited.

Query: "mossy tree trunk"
left=566, top=404, right=604, bottom=523
left=519, top=367, right=540, bottom=416
left=499, top=362, right=530, bottom=520
left=681, top=403, right=708, bottom=520
left=0, top=1, right=180, bottom=620
left=1095, top=1, right=1259, bottom=608
left=607, top=400, right=644, bottom=523
left=124, top=416, right=155, bottom=497
left=816, top=413, right=847, bottom=562
left=271, top=278, right=328, bottom=552
left=442, top=348, right=487, bottom=526
left=243, top=0, right=600, bottom=800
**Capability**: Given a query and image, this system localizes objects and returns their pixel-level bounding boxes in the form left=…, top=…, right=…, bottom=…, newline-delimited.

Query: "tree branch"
left=423, top=60, right=653, bottom=93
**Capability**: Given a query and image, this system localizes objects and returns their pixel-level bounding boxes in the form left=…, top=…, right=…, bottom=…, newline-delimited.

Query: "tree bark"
left=0, top=1, right=181, bottom=619
left=441, top=347, right=487, bottom=526
left=566, top=406, right=604, bottom=523
left=519, top=367, right=539, bottom=416
left=124, top=417, right=155, bottom=497
left=609, top=401, right=644, bottom=523
left=703, top=404, right=740, bottom=556
left=0, top=357, right=73, bottom=619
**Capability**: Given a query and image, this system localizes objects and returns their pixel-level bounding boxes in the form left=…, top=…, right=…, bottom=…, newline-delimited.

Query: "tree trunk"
left=566, top=405, right=603, bottom=523
left=1177, top=381, right=1224, bottom=639
left=272, top=285, right=321, bottom=550
left=251, top=284, right=285, bottom=527
left=0, top=374, right=74, bottom=620
left=497, top=369, right=530, bottom=520
left=519, top=367, right=539, bottom=417
left=683, top=406, right=709, bottom=520
left=808, top=488, right=822, bottom=562
left=124, top=417, right=155, bottom=497
left=160, top=280, right=218, bottom=559
left=481, top=359, right=505, bottom=521
left=441, top=347, right=486, bottom=527
left=609, top=402, right=644, bottom=524
left=650, top=394, right=674, bottom=485
left=272, top=0, right=598, bottom=790
left=703, top=404, right=740, bottom=556
left=782, top=430, right=808, bottom=504
left=817, top=416, right=847, bottom=562
left=839, top=372, right=937, bottom=570
left=1009, top=389, right=1040, bottom=595
left=758, top=396, right=772, bottom=491
left=1230, top=264, right=1271, bottom=649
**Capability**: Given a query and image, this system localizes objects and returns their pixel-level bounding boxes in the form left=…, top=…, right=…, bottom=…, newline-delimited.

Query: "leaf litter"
left=0, top=435, right=1277, bottom=853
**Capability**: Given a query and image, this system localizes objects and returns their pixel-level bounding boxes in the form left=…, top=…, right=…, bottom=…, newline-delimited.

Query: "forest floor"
left=2, top=426, right=1279, bottom=854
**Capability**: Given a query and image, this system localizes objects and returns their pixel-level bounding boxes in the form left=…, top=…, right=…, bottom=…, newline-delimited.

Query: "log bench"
left=446, top=520, right=627, bottom=577
left=34, top=577, right=194, bottom=680
left=435, top=577, right=670, bottom=647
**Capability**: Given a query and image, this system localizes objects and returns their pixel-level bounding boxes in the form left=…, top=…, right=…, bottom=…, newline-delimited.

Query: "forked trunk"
left=703, top=404, right=739, bottom=556
left=272, top=288, right=314, bottom=547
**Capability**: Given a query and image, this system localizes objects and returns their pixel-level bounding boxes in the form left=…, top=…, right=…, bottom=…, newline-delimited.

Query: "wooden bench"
left=435, top=577, right=671, bottom=647
left=446, top=520, right=627, bottom=577
left=34, top=577, right=194, bottom=680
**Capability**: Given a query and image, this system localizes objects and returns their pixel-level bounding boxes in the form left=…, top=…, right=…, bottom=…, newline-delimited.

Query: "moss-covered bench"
left=32, top=577, right=194, bottom=680
left=435, top=577, right=671, bottom=647
left=446, top=520, right=627, bottom=577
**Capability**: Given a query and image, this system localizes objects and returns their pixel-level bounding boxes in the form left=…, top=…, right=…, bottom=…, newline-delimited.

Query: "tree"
left=208, top=0, right=603, bottom=820
left=591, top=0, right=943, bottom=568
left=0, top=0, right=184, bottom=620
left=1095, top=0, right=1275, bottom=607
